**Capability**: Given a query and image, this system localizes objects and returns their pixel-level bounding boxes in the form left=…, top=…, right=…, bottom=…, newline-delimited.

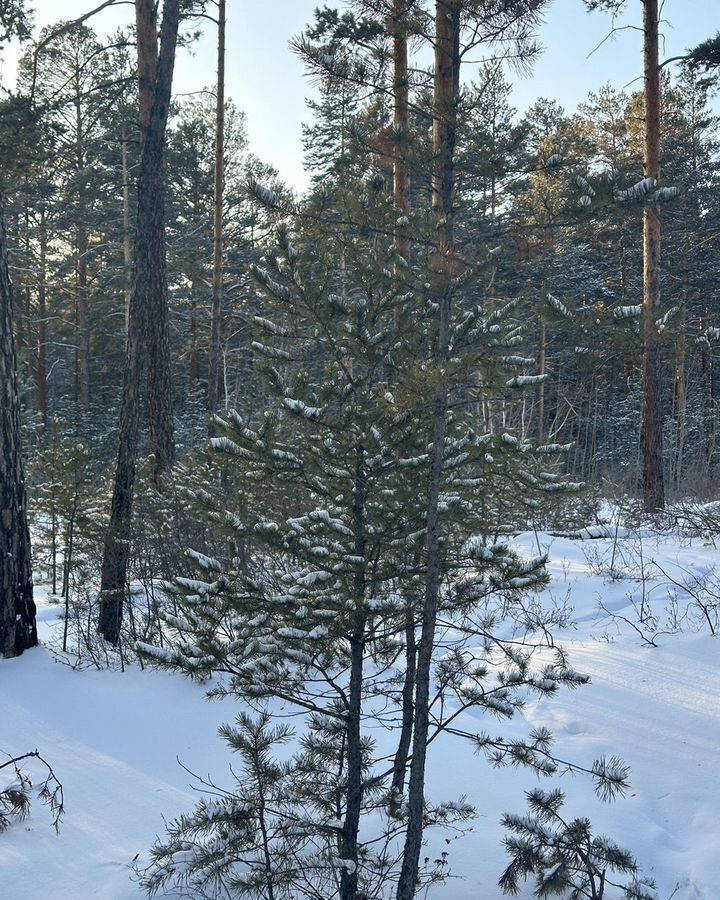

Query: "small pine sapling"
left=500, top=786, right=656, bottom=900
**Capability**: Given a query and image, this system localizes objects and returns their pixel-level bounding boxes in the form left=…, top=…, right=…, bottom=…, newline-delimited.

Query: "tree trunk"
left=21, top=205, right=31, bottom=385
left=0, top=205, right=37, bottom=659
left=73, top=81, right=91, bottom=421
left=99, top=0, right=181, bottom=644
left=136, top=0, right=175, bottom=476
left=674, top=328, right=686, bottom=491
left=396, top=3, right=460, bottom=898
left=146, top=255, right=175, bottom=476
left=538, top=305, right=546, bottom=443
left=392, top=0, right=410, bottom=333
left=135, top=0, right=158, bottom=148
left=122, top=129, right=133, bottom=333
left=389, top=596, right=417, bottom=812
left=641, top=0, right=665, bottom=511
left=207, top=0, right=226, bottom=417
left=37, top=207, right=48, bottom=427
left=701, top=306, right=716, bottom=470
left=388, top=0, right=416, bottom=811
left=189, top=286, right=200, bottom=385
left=75, top=218, right=90, bottom=418
left=340, top=446, right=367, bottom=900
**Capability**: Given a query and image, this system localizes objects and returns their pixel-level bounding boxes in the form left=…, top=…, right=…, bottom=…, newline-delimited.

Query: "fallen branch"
left=0, top=750, right=64, bottom=832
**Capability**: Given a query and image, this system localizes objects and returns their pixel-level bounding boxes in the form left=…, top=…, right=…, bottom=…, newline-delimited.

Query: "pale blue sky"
left=1, top=0, right=717, bottom=189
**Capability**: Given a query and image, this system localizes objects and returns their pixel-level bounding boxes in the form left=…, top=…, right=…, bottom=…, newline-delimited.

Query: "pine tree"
left=500, top=788, right=656, bottom=900
left=99, top=0, right=182, bottom=645
left=134, top=60, right=624, bottom=900
left=0, top=204, right=37, bottom=658
left=0, top=0, right=36, bottom=659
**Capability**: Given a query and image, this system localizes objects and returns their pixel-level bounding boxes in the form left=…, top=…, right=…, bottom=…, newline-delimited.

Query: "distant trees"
left=2, top=1, right=716, bottom=559
left=583, top=0, right=719, bottom=509
left=18, top=23, right=134, bottom=426
left=0, top=0, right=716, bottom=673
left=0, top=0, right=31, bottom=46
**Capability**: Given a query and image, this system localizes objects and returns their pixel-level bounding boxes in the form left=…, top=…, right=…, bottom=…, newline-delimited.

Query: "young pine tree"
left=137, top=166, right=603, bottom=900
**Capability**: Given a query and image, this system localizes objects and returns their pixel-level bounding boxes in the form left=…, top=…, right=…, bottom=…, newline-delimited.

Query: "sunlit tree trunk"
left=538, top=304, right=546, bottom=443
left=641, top=0, right=665, bottom=510
left=99, top=0, right=181, bottom=644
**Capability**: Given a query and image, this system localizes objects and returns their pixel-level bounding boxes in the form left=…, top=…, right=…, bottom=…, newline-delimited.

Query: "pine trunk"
left=122, top=130, right=133, bottom=333
left=392, top=0, right=410, bottom=332
left=99, top=0, right=181, bottom=644
left=396, top=3, right=460, bottom=897
left=538, top=306, right=546, bottom=443
left=0, top=205, right=37, bottom=659
left=389, top=0, right=415, bottom=809
left=74, top=85, right=90, bottom=418
left=207, top=0, right=226, bottom=418
left=37, top=208, right=48, bottom=427
left=641, top=0, right=665, bottom=511
left=137, top=0, right=175, bottom=476
left=339, top=448, right=367, bottom=900
left=76, top=219, right=90, bottom=417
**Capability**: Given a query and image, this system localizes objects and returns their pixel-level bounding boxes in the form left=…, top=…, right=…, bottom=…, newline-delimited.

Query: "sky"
left=1, top=0, right=718, bottom=190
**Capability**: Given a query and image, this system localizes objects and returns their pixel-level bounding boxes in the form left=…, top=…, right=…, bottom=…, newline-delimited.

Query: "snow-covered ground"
left=2, top=525, right=719, bottom=899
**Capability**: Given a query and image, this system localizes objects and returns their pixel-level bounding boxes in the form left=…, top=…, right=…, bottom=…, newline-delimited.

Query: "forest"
left=1, top=1, right=720, bottom=899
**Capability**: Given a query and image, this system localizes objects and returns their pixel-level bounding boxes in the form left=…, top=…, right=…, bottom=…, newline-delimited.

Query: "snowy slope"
left=0, top=602, right=231, bottom=900
left=1, top=527, right=719, bottom=900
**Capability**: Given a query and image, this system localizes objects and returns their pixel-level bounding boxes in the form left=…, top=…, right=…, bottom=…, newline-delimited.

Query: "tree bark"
left=74, top=85, right=91, bottom=419
left=538, top=305, right=546, bottom=443
left=37, top=206, right=48, bottom=427
left=388, top=0, right=416, bottom=811
left=641, top=0, right=665, bottom=511
left=136, top=0, right=175, bottom=476
left=75, top=219, right=90, bottom=417
left=389, top=597, right=417, bottom=811
left=135, top=0, right=158, bottom=149
left=122, top=129, right=133, bottom=333
left=0, top=205, right=37, bottom=659
left=392, top=0, right=410, bottom=333
left=207, top=0, right=226, bottom=417
left=396, top=3, right=459, bottom=898
left=99, top=0, right=181, bottom=644
left=340, top=448, right=367, bottom=900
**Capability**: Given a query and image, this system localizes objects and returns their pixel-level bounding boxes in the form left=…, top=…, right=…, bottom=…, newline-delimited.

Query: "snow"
left=283, top=397, right=324, bottom=419
left=614, top=304, right=643, bottom=320
left=2, top=523, right=720, bottom=899
left=0, top=601, right=231, bottom=900
left=506, top=374, right=550, bottom=387
left=615, top=176, right=657, bottom=202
